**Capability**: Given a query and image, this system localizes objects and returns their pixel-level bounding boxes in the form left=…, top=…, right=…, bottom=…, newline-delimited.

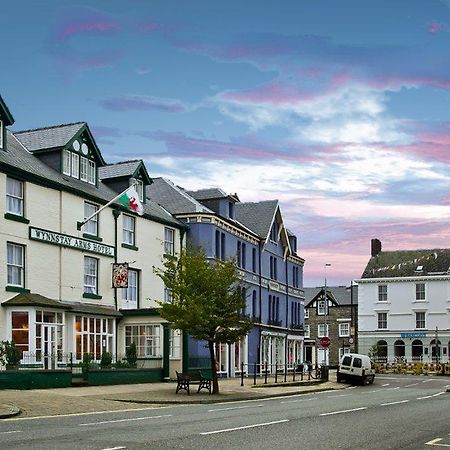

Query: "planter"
left=0, top=370, right=72, bottom=390
left=86, top=368, right=163, bottom=385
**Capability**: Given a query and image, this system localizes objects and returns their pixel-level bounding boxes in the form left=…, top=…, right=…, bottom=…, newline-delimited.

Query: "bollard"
left=254, top=363, right=257, bottom=385
left=241, top=362, right=244, bottom=386
left=264, top=362, right=268, bottom=384
left=275, top=363, right=278, bottom=383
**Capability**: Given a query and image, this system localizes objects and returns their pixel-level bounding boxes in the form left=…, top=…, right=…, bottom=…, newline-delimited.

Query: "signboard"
left=112, top=263, right=128, bottom=288
left=29, top=226, right=115, bottom=258
left=320, top=336, right=331, bottom=348
left=400, top=332, right=426, bottom=338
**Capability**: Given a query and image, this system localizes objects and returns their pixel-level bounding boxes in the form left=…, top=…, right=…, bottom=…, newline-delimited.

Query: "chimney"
left=371, top=238, right=382, bottom=257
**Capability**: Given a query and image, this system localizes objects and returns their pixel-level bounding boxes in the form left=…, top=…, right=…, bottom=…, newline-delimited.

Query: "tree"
left=156, top=243, right=253, bottom=394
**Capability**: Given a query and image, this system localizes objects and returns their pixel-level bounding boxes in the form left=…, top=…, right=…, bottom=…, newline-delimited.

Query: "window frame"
left=317, top=300, right=327, bottom=315
left=84, top=202, right=99, bottom=237
left=135, top=180, right=144, bottom=202
left=377, top=312, right=388, bottom=329
left=317, top=323, right=329, bottom=338
left=6, top=177, right=24, bottom=217
left=416, top=283, right=426, bottom=301
left=122, top=214, right=136, bottom=246
left=125, top=324, right=162, bottom=358
left=80, top=156, right=88, bottom=182
left=0, top=120, right=3, bottom=149
left=378, top=284, right=388, bottom=302
left=415, top=311, right=426, bottom=329
left=339, top=322, right=350, bottom=337
left=87, top=160, right=96, bottom=185
left=83, top=256, right=98, bottom=295
left=121, top=268, right=138, bottom=308
left=7, top=242, right=25, bottom=287
left=164, top=227, right=175, bottom=255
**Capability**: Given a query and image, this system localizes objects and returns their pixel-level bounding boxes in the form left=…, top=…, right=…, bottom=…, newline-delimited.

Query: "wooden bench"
left=176, top=371, right=212, bottom=395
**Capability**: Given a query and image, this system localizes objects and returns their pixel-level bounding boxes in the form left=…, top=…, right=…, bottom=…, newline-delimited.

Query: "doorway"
left=43, top=325, right=57, bottom=370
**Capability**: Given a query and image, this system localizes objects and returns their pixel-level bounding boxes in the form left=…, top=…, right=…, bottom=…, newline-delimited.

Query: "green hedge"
left=0, top=370, right=72, bottom=390
left=87, top=368, right=164, bottom=385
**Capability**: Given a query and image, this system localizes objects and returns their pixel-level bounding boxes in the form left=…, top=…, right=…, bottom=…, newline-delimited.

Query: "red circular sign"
left=320, top=337, right=331, bottom=348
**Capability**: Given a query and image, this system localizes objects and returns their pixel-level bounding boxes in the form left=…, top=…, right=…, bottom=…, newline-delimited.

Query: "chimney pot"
left=371, top=238, right=382, bottom=257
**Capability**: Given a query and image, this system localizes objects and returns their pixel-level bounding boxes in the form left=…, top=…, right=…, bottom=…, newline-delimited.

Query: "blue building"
left=147, top=179, right=305, bottom=376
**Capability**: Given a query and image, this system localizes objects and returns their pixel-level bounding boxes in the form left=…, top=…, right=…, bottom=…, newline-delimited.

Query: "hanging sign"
left=112, top=263, right=129, bottom=288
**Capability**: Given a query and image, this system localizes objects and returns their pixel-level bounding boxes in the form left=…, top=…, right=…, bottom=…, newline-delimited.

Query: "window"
left=237, top=241, right=246, bottom=269
left=270, top=256, right=278, bottom=280
left=0, top=120, right=3, bottom=149
left=7, top=242, right=25, bottom=287
left=75, top=316, right=114, bottom=361
left=378, top=285, right=388, bottom=302
left=304, top=309, right=309, bottom=319
left=169, top=329, right=181, bottom=359
left=88, top=160, right=96, bottom=185
left=416, top=311, right=426, bottom=329
left=228, top=201, right=234, bottom=219
left=164, top=227, right=174, bottom=255
left=318, top=323, right=329, bottom=337
left=270, top=222, right=278, bottom=242
left=252, top=290, right=257, bottom=318
left=125, top=324, right=161, bottom=357
left=252, top=248, right=257, bottom=272
left=63, top=149, right=71, bottom=175
left=123, top=215, right=135, bottom=245
left=71, top=152, right=80, bottom=178
left=318, top=300, right=327, bottom=315
left=84, top=256, right=98, bottom=295
left=221, top=233, right=225, bottom=260
left=164, top=287, right=172, bottom=303
left=6, top=177, right=24, bottom=216
left=292, top=266, right=299, bottom=288
left=304, top=324, right=310, bottom=338
left=135, top=180, right=144, bottom=202
left=11, top=311, right=29, bottom=356
left=377, top=312, right=387, bottom=329
left=80, top=157, right=88, bottom=181
left=122, top=269, right=138, bottom=308
left=416, top=283, right=426, bottom=301
left=215, top=231, right=220, bottom=259
left=339, top=323, right=350, bottom=337
left=84, top=202, right=98, bottom=236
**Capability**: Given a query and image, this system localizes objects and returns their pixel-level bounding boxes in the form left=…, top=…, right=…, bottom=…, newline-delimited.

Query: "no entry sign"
left=320, top=336, right=331, bottom=348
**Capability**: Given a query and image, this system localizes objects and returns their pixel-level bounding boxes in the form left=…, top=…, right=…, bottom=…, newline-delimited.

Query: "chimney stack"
left=371, top=238, right=382, bottom=257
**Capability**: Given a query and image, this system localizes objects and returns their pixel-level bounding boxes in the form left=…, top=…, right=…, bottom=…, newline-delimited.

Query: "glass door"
left=43, top=324, right=57, bottom=369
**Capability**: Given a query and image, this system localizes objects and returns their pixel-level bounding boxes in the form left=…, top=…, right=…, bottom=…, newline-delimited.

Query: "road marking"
left=327, top=394, right=352, bottom=398
left=433, top=392, right=446, bottom=397
left=380, top=400, right=409, bottom=406
left=363, top=389, right=384, bottom=394
left=208, top=405, right=263, bottom=412
left=425, top=438, right=450, bottom=447
left=0, top=430, right=23, bottom=435
left=386, top=387, right=400, bottom=390
left=101, top=447, right=127, bottom=450
left=346, top=386, right=357, bottom=389
left=418, top=392, right=446, bottom=400
left=79, top=414, right=172, bottom=426
left=280, top=397, right=318, bottom=404
left=320, top=407, right=367, bottom=416
left=200, top=419, right=289, bottom=435
left=404, top=383, right=419, bottom=387
left=382, top=383, right=390, bottom=387
left=422, top=380, right=434, bottom=383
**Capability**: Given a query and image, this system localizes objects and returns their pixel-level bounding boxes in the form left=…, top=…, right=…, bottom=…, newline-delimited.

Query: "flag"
left=119, top=186, right=144, bottom=215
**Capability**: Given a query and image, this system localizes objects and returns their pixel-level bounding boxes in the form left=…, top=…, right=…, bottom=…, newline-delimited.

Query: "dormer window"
left=135, top=179, right=144, bottom=202
left=270, top=222, right=278, bottom=242
left=228, top=201, right=234, bottom=219
left=62, top=149, right=96, bottom=185
left=0, top=120, right=3, bottom=149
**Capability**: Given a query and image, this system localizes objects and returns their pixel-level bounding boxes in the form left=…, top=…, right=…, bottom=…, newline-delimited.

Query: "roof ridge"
left=101, top=159, right=141, bottom=167
left=14, top=122, right=85, bottom=134
left=160, top=178, right=213, bottom=213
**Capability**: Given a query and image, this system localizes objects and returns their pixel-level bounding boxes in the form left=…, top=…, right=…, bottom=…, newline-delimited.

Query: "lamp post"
left=324, top=263, right=331, bottom=365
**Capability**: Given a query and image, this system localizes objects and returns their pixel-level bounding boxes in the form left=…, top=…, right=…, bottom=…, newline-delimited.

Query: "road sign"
left=320, top=336, right=331, bottom=348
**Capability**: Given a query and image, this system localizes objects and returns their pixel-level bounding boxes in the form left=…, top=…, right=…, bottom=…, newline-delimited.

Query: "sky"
left=1, top=0, right=450, bottom=287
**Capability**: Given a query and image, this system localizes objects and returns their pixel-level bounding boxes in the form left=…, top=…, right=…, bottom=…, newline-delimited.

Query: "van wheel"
left=362, top=375, right=368, bottom=385
left=337, top=374, right=342, bottom=383
left=368, top=376, right=374, bottom=385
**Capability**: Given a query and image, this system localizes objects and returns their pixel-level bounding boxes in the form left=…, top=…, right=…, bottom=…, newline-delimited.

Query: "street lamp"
left=324, top=263, right=331, bottom=365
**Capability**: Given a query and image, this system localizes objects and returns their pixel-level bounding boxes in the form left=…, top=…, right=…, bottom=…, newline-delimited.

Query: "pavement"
left=0, top=370, right=346, bottom=419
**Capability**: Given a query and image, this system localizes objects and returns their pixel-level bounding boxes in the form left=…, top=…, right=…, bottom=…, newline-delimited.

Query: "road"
left=0, top=374, right=449, bottom=450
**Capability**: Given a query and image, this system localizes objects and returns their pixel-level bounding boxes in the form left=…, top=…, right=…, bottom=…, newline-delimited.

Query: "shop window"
left=11, top=311, right=29, bottom=356
left=125, top=324, right=161, bottom=357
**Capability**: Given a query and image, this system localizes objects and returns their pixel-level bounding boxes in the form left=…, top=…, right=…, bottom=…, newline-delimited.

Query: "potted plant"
left=0, top=340, right=21, bottom=370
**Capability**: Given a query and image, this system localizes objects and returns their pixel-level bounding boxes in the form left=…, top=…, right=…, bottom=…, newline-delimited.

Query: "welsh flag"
left=119, top=186, right=144, bottom=216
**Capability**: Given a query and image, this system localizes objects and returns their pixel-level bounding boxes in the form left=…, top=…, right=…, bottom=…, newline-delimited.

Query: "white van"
left=336, top=353, right=375, bottom=385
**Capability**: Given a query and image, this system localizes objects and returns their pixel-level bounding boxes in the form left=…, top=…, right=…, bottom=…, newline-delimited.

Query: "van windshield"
left=342, top=356, right=352, bottom=366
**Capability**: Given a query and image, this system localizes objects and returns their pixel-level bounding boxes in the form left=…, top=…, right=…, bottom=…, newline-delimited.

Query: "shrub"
left=0, top=340, right=21, bottom=368
left=100, top=352, right=113, bottom=369
left=126, top=343, right=137, bottom=368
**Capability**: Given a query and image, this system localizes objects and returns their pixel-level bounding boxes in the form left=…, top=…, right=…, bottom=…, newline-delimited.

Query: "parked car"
left=336, top=353, right=375, bottom=385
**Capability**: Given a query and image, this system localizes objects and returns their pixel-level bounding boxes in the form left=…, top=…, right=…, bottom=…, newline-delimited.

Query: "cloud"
left=91, top=126, right=122, bottom=138
left=100, top=95, right=189, bottom=113
left=55, top=20, right=120, bottom=41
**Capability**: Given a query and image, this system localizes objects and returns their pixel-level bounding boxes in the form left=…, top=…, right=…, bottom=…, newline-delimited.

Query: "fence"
left=239, top=362, right=327, bottom=386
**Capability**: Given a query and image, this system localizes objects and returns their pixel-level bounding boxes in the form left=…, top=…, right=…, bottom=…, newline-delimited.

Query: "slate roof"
left=2, top=293, right=122, bottom=317
left=235, top=200, right=278, bottom=239
left=14, top=122, right=85, bottom=152
left=0, top=131, right=181, bottom=227
left=187, top=187, right=228, bottom=200
left=146, top=178, right=213, bottom=214
left=99, top=160, right=142, bottom=179
left=361, top=249, right=450, bottom=279
left=304, top=285, right=358, bottom=307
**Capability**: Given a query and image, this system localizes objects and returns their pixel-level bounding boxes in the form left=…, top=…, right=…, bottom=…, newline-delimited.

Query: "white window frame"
left=71, top=152, right=80, bottom=178
left=84, top=256, right=98, bottom=295
left=169, top=329, right=181, bottom=359
left=317, top=300, right=327, bottom=315
left=80, top=156, right=88, bottom=181
left=317, top=323, right=328, bottom=337
left=135, top=180, right=144, bottom=202
left=63, top=149, right=71, bottom=175
left=304, top=324, right=310, bottom=338
left=88, top=160, right=96, bottom=185
left=0, top=120, right=3, bottom=149
left=304, top=309, right=309, bottom=319
left=6, top=177, right=24, bottom=216
left=164, top=227, right=175, bottom=255
left=377, top=312, right=388, bottom=329
left=83, top=202, right=98, bottom=236
left=378, top=284, right=388, bottom=302
left=415, top=311, right=426, bottom=329
left=339, top=322, right=350, bottom=337
left=122, top=215, right=135, bottom=245
left=125, top=324, right=162, bottom=358
left=339, top=347, right=351, bottom=359
left=122, top=269, right=138, bottom=308
left=7, top=242, right=25, bottom=287
left=416, top=283, right=426, bottom=301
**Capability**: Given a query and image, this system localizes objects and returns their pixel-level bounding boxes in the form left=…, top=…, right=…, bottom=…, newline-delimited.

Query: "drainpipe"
left=112, top=208, right=120, bottom=358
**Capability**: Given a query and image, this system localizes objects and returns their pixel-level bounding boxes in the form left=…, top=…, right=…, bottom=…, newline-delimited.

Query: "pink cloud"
left=139, top=22, right=162, bottom=33
left=100, top=95, right=188, bottom=113
left=426, top=21, right=450, bottom=33
left=56, top=20, right=120, bottom=41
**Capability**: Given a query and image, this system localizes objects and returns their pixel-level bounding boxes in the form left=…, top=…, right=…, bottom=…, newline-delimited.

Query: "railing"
left=239, top=362, right=326, bottom=386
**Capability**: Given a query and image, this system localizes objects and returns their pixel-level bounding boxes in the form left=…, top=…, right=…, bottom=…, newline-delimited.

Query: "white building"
left=0, top=95, right=185, bottom=377
left=356, top=239, right=450, bottom=363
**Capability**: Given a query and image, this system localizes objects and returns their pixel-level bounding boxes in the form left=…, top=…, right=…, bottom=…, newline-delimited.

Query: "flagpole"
left=77, top=182, right=137, bottom=230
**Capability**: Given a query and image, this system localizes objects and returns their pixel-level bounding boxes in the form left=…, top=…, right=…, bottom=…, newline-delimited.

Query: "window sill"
left=83, top=233, right=103, bottom=242
left=6, top=286, right=30, bottom=293
left=4, top=213, right=30, bottom=224
left=121, top=243, right=139, bottom=251
left=83, top=293, right=102, bottom=300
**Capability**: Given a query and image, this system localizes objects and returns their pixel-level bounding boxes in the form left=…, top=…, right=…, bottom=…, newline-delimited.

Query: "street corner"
left=0, top=404, right=21, bottom=419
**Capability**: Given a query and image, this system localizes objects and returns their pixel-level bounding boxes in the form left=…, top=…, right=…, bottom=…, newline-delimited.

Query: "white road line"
left=327, top=394, right=352, bottom=398
left=404, top=383, right=419, bottom=387
left=418, top=395, right=434, bottom=400
left=363, top=389, right=384, bottom=394
left=208, top=405, right=263, bottom=412
left=101, top=447, right=127, bottom=450
left=422, top=379, right=434, bottom=383
left=320, top=407, right=367, bottom=416
left=433, top=392, right=446, bottom=397
left=79, top=414, right=172, bottom=427
left=382, top=383, right=390, bottom=387
left=0, top=430, right=23, bottom=435
left=386, top=387, right=400, bottom=390
left=425, top=438, right=450, bottom=447
left=200, top=419, right=289, bottom=435
left=346, top=386, right=357, bottom=389
left=280, top=397, right=318, bottom=404
left=380, top=400, right=409, bottom=406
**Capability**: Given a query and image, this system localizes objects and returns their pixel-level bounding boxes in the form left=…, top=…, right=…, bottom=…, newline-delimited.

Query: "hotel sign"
left=400, top=332, right=426, bottom=338
left=29, top=227, right=115, bottom=258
